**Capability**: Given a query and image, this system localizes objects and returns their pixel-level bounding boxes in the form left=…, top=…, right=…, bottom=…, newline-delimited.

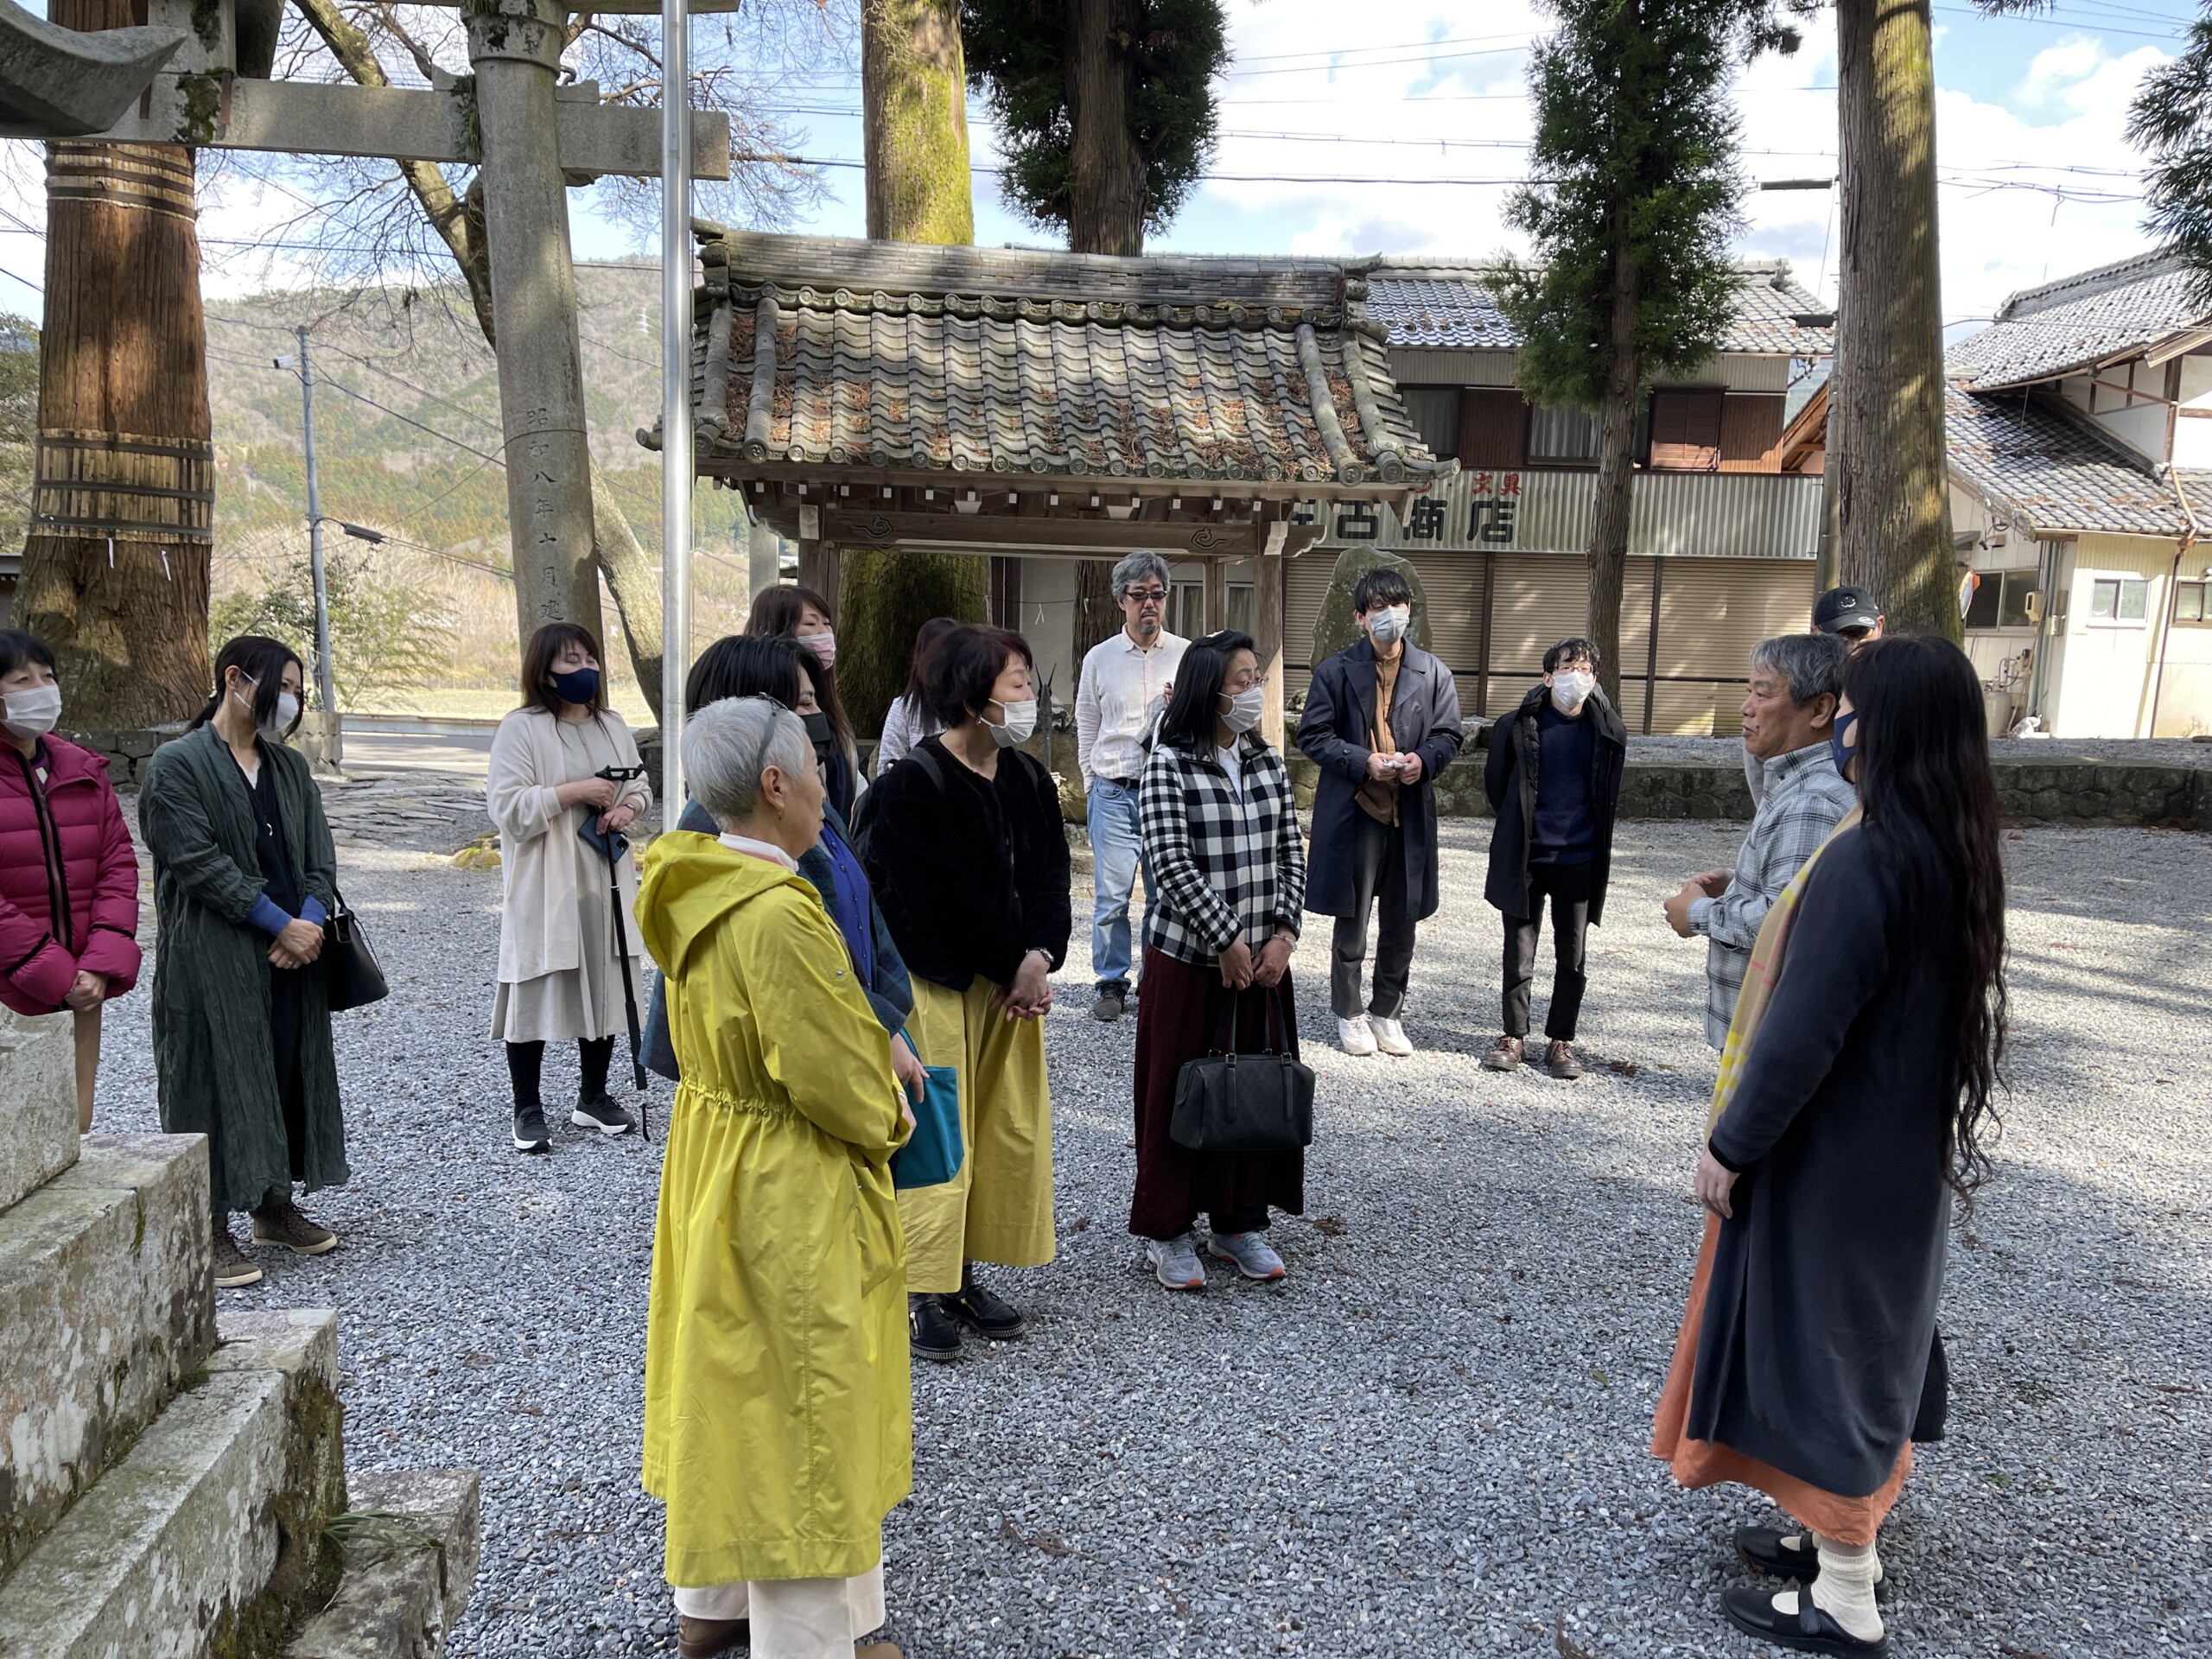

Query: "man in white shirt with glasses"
left=1075, top=550, right=1188, bottom=1022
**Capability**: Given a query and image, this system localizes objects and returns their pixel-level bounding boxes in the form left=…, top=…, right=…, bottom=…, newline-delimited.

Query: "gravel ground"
left=87, top=814, right=2212, bottom=1659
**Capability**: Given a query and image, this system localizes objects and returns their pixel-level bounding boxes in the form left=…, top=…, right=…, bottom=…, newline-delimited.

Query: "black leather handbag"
left=1169, top=986, right=1314, bottom=1154
left=322, top=888, right=390, bottom=1013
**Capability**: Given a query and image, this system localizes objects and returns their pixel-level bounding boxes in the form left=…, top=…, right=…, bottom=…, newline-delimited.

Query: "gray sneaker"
left=1145, top=1231, right=1206, bottom=1291
left=1208, top=1230, right=1287, bottom=1281
left=213, top=1229, right=263, bottom=1288
left=1090, top=985, right=1127, bottom=1022
left=251, top=1198, right=338, bottom=1256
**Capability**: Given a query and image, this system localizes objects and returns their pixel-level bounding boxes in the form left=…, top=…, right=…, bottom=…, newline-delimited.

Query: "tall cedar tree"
left=2132, top=3, right=2212, bottom=302
left=1495, top=0, right=1751, bottom=711
left=963, top=0, right=1230, bottom=664
left=840, top=0, right=991, bottom=739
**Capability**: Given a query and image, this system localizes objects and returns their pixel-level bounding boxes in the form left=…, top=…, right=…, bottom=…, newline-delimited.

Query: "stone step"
left=0, top=1134, right=215, bottom=1575
left=0, top=1307, right=345, bottom=1659
left=288, top=1469, right=482, bottom=1659
left=0, top=1008, right=79, bottom=1213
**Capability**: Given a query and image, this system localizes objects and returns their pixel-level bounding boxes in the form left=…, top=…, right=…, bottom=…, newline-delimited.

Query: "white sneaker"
left=1337, top=1015, right=1377, bottom=1057
left=1369, top=1015, right=1414, bottom=1057
left=1145, top=1232, right=1206, bottom=1291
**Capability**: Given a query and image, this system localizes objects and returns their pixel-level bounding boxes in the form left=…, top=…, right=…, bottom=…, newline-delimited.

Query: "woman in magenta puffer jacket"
left=0, top=629, right=143, bottom=1130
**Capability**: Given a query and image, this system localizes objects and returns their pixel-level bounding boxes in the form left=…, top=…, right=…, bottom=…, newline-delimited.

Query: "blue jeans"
left=1087, top=778, right=1148, bottom=990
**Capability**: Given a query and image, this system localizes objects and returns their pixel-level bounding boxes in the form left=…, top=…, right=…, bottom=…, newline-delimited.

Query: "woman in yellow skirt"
left=637, top=696, right=914, bottom=1659
left=862, top=624, right=1071, bottom=1363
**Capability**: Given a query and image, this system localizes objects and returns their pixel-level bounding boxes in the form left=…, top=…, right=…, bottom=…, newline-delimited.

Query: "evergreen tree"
left=961, top=0, right=1230, bottom=256
left=2131, top=3, right=2212, bottom=300
left=1494, top=0, right=1755, bottom=709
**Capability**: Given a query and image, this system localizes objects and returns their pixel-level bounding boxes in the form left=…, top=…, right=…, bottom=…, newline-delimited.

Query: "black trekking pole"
left=580, top=764, right=652, bottom=1141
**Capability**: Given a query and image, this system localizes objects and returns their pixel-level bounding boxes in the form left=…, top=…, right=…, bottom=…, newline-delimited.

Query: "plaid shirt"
left=1138, top=734, right=1306, bottom=966
left=1691, top=741, right=1858, bottom=1048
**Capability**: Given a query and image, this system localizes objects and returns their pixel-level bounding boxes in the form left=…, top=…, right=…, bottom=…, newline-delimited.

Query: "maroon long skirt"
left=1128, top=945, right=1306, bottom=1239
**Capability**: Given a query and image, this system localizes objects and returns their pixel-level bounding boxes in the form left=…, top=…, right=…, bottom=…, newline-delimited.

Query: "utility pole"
left=659, top=0, right=691, bottom=813
left=294, top=326, right=337, bottom=717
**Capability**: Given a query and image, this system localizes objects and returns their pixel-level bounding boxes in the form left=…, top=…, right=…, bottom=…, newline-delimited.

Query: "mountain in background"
left=206, top=263, right=755, bottom=705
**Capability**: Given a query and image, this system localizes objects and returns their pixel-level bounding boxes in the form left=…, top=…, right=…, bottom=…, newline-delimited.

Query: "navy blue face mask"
left=1830, top=707, right=1859, bottom=781
left=550, top=666, right=601, bottom=706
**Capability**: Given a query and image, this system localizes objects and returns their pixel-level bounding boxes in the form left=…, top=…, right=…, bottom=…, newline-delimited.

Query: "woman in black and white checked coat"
left=1129, top=629, right=1307, bottom=1292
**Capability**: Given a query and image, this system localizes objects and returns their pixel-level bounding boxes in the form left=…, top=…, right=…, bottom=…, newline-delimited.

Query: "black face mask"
left=802, top=710, right=834, bottom=764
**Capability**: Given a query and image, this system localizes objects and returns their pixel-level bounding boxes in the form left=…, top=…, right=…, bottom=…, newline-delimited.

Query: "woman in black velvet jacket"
left=862, top=624, right=1071, bottom=1365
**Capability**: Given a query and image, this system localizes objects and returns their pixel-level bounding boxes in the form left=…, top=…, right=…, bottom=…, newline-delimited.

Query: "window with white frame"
left=2087, top=575, right=2149, bottom=625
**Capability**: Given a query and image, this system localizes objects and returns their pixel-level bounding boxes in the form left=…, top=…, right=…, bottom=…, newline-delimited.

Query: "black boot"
left=944, top=1265, right=1028, bottom=1341
left=507, top=1041, right=550, bottom=1154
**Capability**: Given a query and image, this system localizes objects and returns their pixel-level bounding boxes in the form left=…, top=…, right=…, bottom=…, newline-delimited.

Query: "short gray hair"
left=1750, top=632, right=1848, bottom=708
left=683, top=696, right=813, bottom=828
left=1110, top=550, right=1172, bottom=599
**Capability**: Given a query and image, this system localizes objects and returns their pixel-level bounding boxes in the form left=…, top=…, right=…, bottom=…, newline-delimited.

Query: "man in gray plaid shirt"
left=1664, top=633, right=1857, bottom=1048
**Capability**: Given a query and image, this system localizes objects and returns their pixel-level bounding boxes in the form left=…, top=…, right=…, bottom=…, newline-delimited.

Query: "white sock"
left=1808, top=1533, right=1885, bottom=1643
left=1778, top=1531, right=1883, bottom=1583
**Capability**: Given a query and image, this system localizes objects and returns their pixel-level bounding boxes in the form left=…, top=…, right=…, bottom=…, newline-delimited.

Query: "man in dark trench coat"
left=1295, top=567, right=1463, bottom=1060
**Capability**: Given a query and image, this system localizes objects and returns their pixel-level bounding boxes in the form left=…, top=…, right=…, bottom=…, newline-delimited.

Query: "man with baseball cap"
left=1813, top=584, right=1885, bottom=644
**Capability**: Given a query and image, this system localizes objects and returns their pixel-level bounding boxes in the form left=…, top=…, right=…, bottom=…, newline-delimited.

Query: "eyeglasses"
left=1224, top=676, right=1271, bottom=693
left=1123, top=587, right=1167, bottom=603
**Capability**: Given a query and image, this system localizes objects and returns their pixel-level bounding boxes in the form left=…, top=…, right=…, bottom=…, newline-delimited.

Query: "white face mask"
left=1220, top=685, right=1265, bottom=734
left=236, top=676, right=302, bottom=737
left=3, top=683, right=62, bottom=741
left=985, top=697, right=1037, bottom=748
left=1366, top=605, right=1412, bottom=647
left=1550, top=669, right=1596, bottom=714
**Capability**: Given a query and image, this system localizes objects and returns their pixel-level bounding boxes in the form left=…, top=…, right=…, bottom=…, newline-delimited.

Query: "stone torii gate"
left=82, top=0, right=731, bottom=635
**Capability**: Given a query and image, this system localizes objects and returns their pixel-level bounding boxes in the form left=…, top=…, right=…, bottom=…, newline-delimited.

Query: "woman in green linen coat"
left=140, top=635, right=347, bottom=1291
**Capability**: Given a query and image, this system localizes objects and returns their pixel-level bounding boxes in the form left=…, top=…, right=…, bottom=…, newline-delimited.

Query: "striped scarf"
left=1704, top=806, right=1864, bottom=1135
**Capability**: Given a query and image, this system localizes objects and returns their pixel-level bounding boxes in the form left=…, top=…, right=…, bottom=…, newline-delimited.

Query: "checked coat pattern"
left=1137, top=734, right=1306, bottom=967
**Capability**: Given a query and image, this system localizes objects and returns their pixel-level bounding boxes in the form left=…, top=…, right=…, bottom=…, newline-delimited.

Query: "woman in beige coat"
left=487, top=622, right=652, bottom=1154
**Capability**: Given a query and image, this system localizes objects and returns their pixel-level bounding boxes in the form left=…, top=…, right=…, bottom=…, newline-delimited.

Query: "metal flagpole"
left=295, top=327, right=337, bottom=719
left=659, top=0, right=691, bottom=817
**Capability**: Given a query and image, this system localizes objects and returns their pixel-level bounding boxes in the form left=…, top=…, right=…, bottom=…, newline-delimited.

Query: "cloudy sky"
left=0, top=0, right=2193, bottom=334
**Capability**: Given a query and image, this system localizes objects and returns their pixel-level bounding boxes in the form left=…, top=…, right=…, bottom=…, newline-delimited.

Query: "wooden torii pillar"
left=86, top=0, right=731, bottom=641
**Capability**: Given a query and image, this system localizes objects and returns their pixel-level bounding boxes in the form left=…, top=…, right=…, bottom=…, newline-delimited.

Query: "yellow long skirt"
left=898, top=976, right=1056, bottom=1294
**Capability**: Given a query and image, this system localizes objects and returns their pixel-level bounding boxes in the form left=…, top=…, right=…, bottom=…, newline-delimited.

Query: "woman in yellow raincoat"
left=636, top=695, right=914, bottom=1659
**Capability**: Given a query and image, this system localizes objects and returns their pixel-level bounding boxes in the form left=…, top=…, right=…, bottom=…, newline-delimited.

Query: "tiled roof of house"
left=664, top=230, right=1451, bottom=487
left=1946, top=250, right=2208, bottom=392
left=1360, top=259, right=1834, bottom=357
left=1945, top=382, right=2201, bottom=537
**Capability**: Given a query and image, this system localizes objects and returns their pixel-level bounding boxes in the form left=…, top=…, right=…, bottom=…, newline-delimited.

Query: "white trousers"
left=672, top=1560, right=885, bottom=1659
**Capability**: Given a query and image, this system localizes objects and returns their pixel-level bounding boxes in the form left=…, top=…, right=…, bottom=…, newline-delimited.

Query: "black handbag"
left=1169, top=985, right=1314, bottom=1154
left=321, top=888, right=390, bottom=1013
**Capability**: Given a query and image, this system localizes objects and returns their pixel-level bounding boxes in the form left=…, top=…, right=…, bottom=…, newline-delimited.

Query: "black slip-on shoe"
left=910, top=1294, right=963, bottom=1363
left=945, top=1279, right=1029, bottom=1341
left=1721, top=1585, right=1888, bottom=1656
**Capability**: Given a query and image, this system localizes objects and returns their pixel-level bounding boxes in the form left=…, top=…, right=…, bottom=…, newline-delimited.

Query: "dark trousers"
left=1503, top=860, right=1593, bottom=1042
left=1330, top=809, right=1417, bottom=1020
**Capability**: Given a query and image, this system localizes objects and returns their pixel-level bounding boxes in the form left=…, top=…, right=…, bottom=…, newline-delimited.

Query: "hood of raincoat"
left=638, top=830, right=817, bottom=981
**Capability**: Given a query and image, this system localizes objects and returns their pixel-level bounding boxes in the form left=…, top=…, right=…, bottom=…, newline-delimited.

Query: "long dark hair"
left=518, top=621, right=608, bottom=716
left=1158, top=630, right=1257, bottom=752
left=686, top=633, right=807, bottom=715
left=747, top=584, right=852, bottom=753
left=902, top=615, right=961, bottom=709
left=1844, top=635, right=2007, bottom=1205
left=192, top=635, right=305, bottom=735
